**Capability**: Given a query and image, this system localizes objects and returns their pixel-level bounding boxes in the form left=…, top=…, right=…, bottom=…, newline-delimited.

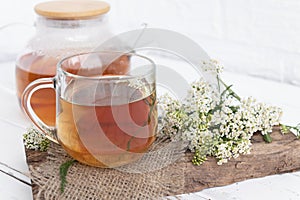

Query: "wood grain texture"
left=34, top=0, right=110, bottom=19
left=25, top=128, right=300, bottom=196
left=182, top=129, right=300, bottom=193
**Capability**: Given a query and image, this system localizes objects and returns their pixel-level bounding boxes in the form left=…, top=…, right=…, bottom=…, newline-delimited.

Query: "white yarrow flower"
left=158, top=59, right=283, bottom=165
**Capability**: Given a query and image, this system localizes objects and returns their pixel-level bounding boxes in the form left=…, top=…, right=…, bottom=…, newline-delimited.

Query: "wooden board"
left=25, top=128, right=300, bottom=197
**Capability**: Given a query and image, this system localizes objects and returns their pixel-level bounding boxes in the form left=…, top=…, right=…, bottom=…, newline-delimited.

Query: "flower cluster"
left=23, top=127, right=50, bottom=151
left=202, top=59, right=224, bottom=74
left=158, top=59, right=284, bottom=165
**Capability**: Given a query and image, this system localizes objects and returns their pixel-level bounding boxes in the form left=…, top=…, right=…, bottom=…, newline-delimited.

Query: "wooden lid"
left=34, top=0, right=110, bottom=20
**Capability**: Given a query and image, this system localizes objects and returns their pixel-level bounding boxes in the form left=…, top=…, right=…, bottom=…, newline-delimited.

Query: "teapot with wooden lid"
left=16, top=0, right=128, bottom=126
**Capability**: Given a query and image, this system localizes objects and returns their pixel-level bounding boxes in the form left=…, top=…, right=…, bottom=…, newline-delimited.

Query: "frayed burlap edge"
left=28, top=143, right=186, bottom=200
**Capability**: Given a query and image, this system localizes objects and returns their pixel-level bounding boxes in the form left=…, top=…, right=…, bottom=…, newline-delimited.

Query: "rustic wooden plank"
left=182, top=129, right=300, bottom=193
left=25, top=148, right=48, bottom=199
left=24, top=128, right=300, bottom=197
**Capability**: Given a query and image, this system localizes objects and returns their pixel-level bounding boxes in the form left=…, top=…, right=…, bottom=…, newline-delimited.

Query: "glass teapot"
left=15, top=0, right=125, bottom=126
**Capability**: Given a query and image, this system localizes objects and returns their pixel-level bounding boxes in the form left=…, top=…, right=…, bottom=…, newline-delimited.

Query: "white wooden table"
left=1, top=60, right=300, bottom=200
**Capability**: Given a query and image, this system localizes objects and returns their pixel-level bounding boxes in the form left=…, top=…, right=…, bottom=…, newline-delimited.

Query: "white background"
left=2, top=0, right=300, bottom=85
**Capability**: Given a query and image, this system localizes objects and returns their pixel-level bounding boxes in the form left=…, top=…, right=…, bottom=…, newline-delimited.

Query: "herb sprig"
left=158, top=59, right=299, bottom=165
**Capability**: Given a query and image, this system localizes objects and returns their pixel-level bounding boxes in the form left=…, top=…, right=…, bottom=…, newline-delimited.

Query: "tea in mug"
left=57, top=80, right=157, bottom=167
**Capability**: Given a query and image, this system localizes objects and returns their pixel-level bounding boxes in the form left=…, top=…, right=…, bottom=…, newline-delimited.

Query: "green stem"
left=218, top=78, right=241, bottom=101
left=280, top=123, right=300, bottom=138
left=284, top=124, right=298, bottom=130
left=217, top=74, right=221, bottom=93
left=263, top=133, right=272, bottom=143
left=127, top=136, right=134, bottom=151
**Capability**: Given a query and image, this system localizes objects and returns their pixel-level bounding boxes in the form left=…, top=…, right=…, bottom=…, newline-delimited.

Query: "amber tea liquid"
left=16, top=53, right=130, bottom=126
left=57, top=81, right=157, bottom=167
left=16, top=53, right=57, bottom=126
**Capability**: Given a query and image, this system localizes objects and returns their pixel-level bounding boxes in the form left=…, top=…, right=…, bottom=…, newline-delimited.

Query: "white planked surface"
left=0, top=61, right=32, bottom=199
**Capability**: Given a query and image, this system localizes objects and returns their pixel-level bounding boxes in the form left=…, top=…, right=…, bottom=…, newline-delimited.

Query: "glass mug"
left=22, top=51, right=157, bottom=168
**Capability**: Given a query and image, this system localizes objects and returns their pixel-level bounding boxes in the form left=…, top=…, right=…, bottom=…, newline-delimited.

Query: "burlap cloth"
left=29, top=140, right=187, bottom=200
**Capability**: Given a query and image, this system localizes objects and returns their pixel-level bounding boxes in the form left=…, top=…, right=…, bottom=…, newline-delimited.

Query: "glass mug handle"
left=21, top=78, right=59, bottom=144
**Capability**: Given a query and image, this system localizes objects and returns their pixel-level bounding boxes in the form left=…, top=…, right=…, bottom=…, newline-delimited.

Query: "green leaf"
left=59, top=160, right=76, bottom=193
